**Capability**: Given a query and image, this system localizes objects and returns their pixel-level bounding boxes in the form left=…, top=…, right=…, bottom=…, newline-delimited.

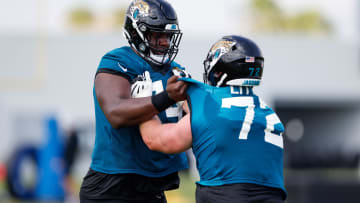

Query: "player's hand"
left=166, top=76, right=187, bottom=101
left=172, top=67, right=191, bottom=78
left=131, top=71, right=153, bottom=98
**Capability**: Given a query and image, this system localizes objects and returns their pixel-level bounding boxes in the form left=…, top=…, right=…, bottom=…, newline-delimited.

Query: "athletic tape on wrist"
left=151, top=91, right=176, bottom=112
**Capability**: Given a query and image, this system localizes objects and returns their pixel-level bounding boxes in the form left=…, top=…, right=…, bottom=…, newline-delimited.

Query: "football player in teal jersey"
left=79, top=0, right=189, bottom=202
left=134, top=35, right=287, bottom=203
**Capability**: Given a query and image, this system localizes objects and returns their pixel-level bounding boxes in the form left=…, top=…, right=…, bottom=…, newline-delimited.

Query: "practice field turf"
left=166, top=172, right=197, bottom=203
left=0, top=171, right=197, bottom=203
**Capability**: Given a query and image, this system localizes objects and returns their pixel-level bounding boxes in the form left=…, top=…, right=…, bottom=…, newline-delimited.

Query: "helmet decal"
left=210, top=40, right=236, bottom=59
left=165, top=24, right=178, bottom=30
left=130, top=0, right=150, bottom=20
left=206, top=40, right=236, bottom=72
left=214, top=49, right=220, bottom=59
left=245, top=56, right=255, bottom=63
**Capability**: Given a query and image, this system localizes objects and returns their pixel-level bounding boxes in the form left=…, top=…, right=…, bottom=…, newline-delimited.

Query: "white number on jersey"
left=221, top=97, right=283, bottom=148
left=152, top=80, right=183, bottom=119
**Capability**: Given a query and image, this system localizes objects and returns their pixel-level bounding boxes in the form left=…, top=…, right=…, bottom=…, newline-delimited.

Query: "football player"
left=79, top=0, right=189, bottom=202
left=134, top=35, right=287, bottom=203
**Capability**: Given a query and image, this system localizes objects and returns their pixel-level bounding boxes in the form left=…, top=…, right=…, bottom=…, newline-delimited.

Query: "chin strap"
left=149, top=51, right=169, bottom=65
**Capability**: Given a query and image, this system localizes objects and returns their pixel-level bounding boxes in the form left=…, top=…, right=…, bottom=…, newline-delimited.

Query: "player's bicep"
left=94, top=73, right=131, bottom=119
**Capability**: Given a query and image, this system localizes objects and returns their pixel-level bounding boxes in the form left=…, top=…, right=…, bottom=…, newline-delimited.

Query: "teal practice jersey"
left=91, top=46, right=188, bottom=176
left=181, top=78, right=286, bottom=194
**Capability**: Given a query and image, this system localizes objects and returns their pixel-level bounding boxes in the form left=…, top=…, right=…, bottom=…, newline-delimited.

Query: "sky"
left=0, top=0, right=358, bottom=42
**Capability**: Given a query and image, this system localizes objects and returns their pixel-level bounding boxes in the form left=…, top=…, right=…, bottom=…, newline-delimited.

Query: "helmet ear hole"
left=139, top=43, right=146, bottom=51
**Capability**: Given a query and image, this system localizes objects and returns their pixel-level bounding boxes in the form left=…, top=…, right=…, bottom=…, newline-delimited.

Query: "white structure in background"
left=0, top=0, right=359, bottom=179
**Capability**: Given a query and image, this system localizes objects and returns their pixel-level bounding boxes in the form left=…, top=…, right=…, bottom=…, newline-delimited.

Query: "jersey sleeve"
left=170, top=61, right=186, bottom=71
left=178, top=78, right=212, bottom=111
left=96, top=48, right=144, bottom=83
left=179, top=77, right=209, bottom=93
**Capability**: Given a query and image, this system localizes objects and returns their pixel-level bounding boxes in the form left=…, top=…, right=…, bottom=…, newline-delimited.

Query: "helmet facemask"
left=142, top=25, right=182, bottom=65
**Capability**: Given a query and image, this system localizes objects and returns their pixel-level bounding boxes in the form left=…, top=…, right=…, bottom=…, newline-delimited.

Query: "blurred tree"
left=68, top=7, right=94, bottom=29
left=112, top=8, right=127, bottom=29
left=250, top=0, right=332, bottom=34
left=251, top=0, right=285, bottom=32
left=66, top=6, right=126, bottom=32
left=285, top=10, right=332, bottom=34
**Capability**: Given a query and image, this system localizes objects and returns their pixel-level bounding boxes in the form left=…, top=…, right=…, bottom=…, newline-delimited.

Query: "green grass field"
left=0, top=171, right=197, bottom=203
left=166, top=172, right=197, bottom=203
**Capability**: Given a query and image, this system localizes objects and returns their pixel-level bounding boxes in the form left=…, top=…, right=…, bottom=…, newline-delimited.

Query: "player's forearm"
left=139, top=117, right=162, bottom=150
left=140, top=116, right=191, bottom=154
left=105, top=97, right=159, bottom=128
left=140, top=117, right=176, bottom=154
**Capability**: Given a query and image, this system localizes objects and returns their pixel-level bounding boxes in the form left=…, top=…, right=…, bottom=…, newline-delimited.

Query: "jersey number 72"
left=222, top=97, right=284, bottom=149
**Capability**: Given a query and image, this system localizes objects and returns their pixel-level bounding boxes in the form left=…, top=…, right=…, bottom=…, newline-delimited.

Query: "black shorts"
left=79, top=168, right=180, bottom=203
left=196, top=183, right=285, bottom=203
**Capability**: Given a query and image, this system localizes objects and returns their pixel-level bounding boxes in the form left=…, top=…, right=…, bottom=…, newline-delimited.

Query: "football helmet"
left=203, top=35, right=264, bottom=87
left=123, top=0, right=182, bottom=66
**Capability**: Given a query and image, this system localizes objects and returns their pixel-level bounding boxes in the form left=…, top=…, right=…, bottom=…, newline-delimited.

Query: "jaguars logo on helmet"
left=205, top=40, right=236, bottom=79
left=203, top=35, right=264, bottom=87
left=130, top=0, right=150, bottom=20
left=123, top=0, right=182, bottom=66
